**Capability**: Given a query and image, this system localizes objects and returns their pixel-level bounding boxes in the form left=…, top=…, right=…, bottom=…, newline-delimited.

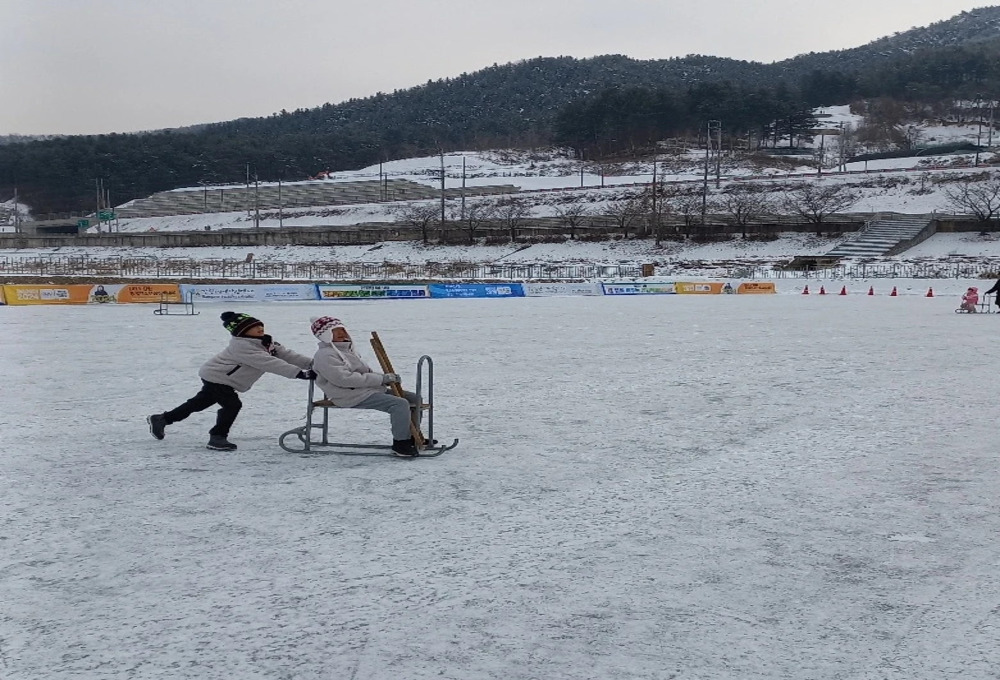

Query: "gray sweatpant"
left=353, top=389, right=422, bottom=440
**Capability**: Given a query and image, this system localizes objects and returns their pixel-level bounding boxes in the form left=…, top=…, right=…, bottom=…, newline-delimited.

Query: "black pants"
left=163, top=380, right=242, bottom=437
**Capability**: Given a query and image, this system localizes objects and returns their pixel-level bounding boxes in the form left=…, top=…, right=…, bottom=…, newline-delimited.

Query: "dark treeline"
left=552, top=82, right=821, bottom=157
left=4, top=8, right=1000, bottom=213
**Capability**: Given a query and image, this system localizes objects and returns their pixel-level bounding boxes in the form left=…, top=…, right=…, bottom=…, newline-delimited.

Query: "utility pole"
left=439, top=150, right=446, bottom=230
left=975, top=95, right=984, bottom=167
left=651, top=156, right=659, bottom=244
left=13, top=187, right=20, bottom=234
left=105, top=186, right=113, bottom=232
left=461, top=156, right=466, bottom=221
left=817, top=133, right=825, bottom=177
left=701, top=122, right=711, bottom=226
left=95, top=178, right=102, bottom=233
left=988, top=99, right=995, bottom=150
left=838, top=122, right=845, bottom=172
left=278, top=178, right=283, bottom=228
left=245, top=163, right=251, bottom=217
left=714, top=120, right=722, bottom=188
left=254, top=173, right=260, bottom=229
left=651, top=154, right=660, bottom=236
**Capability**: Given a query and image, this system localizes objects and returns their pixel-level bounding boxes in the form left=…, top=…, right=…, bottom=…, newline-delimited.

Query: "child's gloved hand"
left=381, top=373, right=401, bottom=385
left=296, top=370, right=317, bottom=380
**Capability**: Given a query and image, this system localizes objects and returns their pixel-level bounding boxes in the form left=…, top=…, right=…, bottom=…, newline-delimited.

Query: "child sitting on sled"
left=960, top=286, right=979, bottom=313
left=309, top=316, right=423, bottom=458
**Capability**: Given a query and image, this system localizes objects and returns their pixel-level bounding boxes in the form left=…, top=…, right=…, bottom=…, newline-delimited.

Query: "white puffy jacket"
left=312, top=341, right=386, bottom=407
left=198, top=336, right=312, bottom=392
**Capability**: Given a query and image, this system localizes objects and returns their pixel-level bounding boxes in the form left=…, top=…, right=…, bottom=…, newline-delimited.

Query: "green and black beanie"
left=220, top=311, right=263, bottom=337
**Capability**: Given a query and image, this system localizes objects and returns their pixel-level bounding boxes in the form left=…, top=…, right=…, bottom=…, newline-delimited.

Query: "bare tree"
left=449, top=199, right=497, bottom=244
left=607, top=193, right=648, bottom=238
left=717, top=183, right=773, bottom=237
left=493, top=196, right=532, bottom=241
left=390, top=201, right=440, bottom=244
left=780, top=183, right=861, bottom=234
left=945, top=176, right=1000, bottom=222
left=670, top=189, right=705, bottom=238
left=553, top=201, right=591, bottom=240
left=643, top=182, right=674, bottom=246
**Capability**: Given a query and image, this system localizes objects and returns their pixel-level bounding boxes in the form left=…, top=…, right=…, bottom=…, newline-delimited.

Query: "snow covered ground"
left=3, top=296, right=999, bottom=679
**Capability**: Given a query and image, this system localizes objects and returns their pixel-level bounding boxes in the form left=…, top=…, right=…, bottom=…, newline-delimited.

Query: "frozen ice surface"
left=2, top=295, right=999, bottom=679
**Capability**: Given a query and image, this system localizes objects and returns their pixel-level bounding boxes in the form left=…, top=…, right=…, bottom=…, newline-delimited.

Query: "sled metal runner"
left=278, top=347, right=458, bottom=457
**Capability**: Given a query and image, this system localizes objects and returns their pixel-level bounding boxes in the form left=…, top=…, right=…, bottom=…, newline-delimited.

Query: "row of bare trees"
left=390, top=176, right=1000, bottom=244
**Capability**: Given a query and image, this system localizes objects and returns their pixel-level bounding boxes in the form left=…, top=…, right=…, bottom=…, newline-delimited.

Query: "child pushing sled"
left=147, top=312, right=315, bottom=450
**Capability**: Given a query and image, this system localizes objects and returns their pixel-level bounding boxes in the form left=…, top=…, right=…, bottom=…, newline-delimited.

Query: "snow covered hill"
left=2, top=106, right=999, bottom=273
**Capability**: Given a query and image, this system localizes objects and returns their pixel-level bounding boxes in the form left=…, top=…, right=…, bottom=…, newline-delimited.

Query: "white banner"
left=181, top=284, right=318, bottom=302
left=522, top=282, right=603, bottom=297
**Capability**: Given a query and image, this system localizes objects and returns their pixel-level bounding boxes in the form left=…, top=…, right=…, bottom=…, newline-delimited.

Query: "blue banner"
left=428, top=283, right=525, bottom=299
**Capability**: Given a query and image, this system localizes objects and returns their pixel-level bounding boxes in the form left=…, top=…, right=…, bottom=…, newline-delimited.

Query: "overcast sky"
left=1, top=0, right=994, bottom=136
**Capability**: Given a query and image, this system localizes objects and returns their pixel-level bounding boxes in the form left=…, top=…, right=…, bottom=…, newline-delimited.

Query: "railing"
left=729, top=262, right=1000, bottom=279
left=0, top=255, right=641, bottom=281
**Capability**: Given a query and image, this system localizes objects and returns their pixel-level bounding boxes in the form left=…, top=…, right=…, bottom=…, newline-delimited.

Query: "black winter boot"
left=147, top=414, right=167, bottom=440
left=207, top=435, right=238, bottom=451
left=391, top=437, right=419, bottom=458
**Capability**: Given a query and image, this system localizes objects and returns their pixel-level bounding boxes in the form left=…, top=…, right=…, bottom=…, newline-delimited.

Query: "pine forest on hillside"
left=2, top=7, right=1000, bottom=215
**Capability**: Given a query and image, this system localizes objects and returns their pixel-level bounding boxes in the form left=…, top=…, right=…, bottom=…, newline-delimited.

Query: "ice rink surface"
left=2, top=295, right=999, bottom=679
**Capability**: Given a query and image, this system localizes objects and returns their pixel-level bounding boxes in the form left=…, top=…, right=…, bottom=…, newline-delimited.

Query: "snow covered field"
left=3, top=295, right=999, bottom=679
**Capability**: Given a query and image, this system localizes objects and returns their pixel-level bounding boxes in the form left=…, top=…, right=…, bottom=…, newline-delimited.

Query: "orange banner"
left=116, top=284, right=180, bottom=303
left=2, top=284, right=94, bottom=305
left=1, top=283, right=181, bottom=305
left=737, top=282, right=777, bottom=294
left=675, top=282, right=726, bottom=295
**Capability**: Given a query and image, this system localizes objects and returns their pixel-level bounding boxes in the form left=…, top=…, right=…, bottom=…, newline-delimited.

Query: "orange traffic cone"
left=890, top=286, right=898, bottom=297
left=926, top=287, right=934, bottom=298
left=868, top=286, right=874, bottom=296
left=839, top=286, right=848, bottom=296
left=802, top=285, right=810, bottom=295
left=819, top=285, right=827, bottom=295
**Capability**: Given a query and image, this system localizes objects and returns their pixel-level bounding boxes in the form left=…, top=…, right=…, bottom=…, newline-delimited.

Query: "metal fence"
left=0, top=255, right=641, bottom=281
left=3, top=255, right=998, bottom=282
left=729, top=262, right=1000, bottom=280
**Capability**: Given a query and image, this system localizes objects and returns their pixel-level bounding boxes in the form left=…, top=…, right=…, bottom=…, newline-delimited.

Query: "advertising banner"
left=182, top=284, right=258, bottom=302
left=1, top=283, right=180, bottom=305
left=317, top=284, right=429, bottom=300
left=601, top=282, right=677, bottom=296
left=428, top=283, right=525, bottom=299
left=113, top=284, right=180, bottom=303
left=0, top=286, right=5, bottom=305
left=181, top=284, right=317, bottom=302
left=522, top=282, right=603, bottom=297
left=675, top=282, right=726, bottom=295
left=257, top=284, right=318, bottom=301
left=3, top=284, right=95, bottom=305
left=737, top=282, right=777, bottom=294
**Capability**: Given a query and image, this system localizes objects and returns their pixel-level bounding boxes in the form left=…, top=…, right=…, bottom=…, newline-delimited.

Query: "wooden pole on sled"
left=370, top=331, right=426, bottom=448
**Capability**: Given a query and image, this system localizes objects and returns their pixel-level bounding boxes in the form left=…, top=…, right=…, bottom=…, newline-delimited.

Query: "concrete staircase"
left=825, top=213, right=935, bottom=257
